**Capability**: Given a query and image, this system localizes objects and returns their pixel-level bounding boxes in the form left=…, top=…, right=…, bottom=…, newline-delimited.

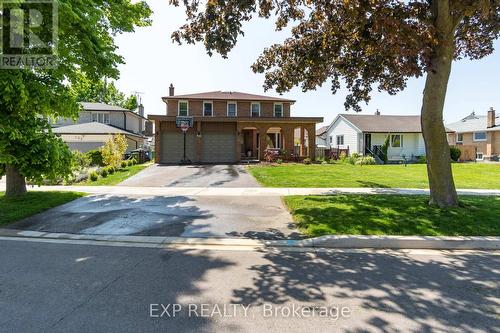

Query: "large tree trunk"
left=421, top=1, right=458, bottom=207
left=5, top=165, right=27, bottom=197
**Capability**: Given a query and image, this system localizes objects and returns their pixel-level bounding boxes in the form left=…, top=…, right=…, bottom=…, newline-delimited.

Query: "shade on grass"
left=249, top=163, right=500, bottom=189
left=0, top=191, right=86, bottom=226
left=284, top=195, right=500, bottom=237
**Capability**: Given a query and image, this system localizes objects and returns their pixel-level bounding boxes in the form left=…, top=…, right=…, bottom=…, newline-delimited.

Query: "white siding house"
left=324, top=113, right=430, bottom=161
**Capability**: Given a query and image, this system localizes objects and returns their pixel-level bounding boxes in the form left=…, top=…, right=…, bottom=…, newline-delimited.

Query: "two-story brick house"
left=447, top=108, right=499, bottom=161
left=149, top=85, right=323, bottom=164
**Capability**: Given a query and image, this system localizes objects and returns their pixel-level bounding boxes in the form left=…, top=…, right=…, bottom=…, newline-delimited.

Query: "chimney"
left=487, top=107, right=495, bottom=128
left=374, top=109, right=381, bottom=116
left=169, top=83, right=175, bottom=97
left=138, top=104, right=145, bottom=117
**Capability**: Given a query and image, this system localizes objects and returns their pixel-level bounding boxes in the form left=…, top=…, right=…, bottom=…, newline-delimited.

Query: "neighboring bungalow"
left=446, top=108, right=499, bottom=161
left=315, top=126, right=328, bottom=148
left=149, top=85, right=323, bottom=164
left=324, top=111, right=429, bottom=161
left=52, top=102, right=153, bottom=153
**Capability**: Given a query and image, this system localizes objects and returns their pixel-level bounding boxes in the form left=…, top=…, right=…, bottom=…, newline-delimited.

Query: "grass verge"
left=249, top=163, right=500, bottom=189
left=284, top=195, right=500, bottom=237
left=0, top=191, right=86, bottom=226
left=83, top=163, right=151, bottom=186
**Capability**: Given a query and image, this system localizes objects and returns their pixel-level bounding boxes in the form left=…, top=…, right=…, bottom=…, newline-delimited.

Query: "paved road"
left=118, top=164, right=261, bottom=187
left=8, top=194, right=297, bottom=239
left=0, top=238, right=498, bottom=332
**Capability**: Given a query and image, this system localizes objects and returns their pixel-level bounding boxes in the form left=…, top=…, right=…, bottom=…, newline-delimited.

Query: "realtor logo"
left=0, top=0, right=58, bottom=69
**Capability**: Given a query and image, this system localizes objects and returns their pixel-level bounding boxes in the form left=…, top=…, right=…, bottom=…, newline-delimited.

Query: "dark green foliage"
left=450, top=147, right=462, bottom=162
left=86, top=150, right=104, bottom=167
left=89, top=171, right=99, bottom=181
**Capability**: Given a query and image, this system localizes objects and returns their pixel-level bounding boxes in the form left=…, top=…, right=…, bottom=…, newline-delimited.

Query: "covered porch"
left=237, top=120, right=318, bottom=162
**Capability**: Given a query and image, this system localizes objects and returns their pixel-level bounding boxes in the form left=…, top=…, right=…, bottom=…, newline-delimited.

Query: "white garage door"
left=160, top=131, right=196, bottom=164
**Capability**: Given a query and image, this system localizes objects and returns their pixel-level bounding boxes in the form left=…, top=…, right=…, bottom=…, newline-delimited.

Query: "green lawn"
left=0, top=191, right=86, bottom=226
left=82, top=163, right=151, bottom=186
left=249, top=163, right=500, bottom=189
left=284, top=195, right=500, bottom=237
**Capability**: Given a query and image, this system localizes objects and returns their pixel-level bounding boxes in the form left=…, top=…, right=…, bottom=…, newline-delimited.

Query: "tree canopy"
left=171, top=0, right=499, bottom=111
left=70, top=73, right=139, bottom=111
left=0, top=0, right=151, bottom=195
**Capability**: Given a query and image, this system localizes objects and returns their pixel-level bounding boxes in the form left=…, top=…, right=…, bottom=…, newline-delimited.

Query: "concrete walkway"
left=7, top=184, right=500, bottom=196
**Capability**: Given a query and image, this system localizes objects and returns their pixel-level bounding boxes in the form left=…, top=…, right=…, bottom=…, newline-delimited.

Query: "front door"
left=364, top=134, right=372, bottom=155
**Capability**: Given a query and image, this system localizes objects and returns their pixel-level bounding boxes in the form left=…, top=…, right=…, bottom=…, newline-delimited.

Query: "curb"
left=0, top=229, right=498, bottom=250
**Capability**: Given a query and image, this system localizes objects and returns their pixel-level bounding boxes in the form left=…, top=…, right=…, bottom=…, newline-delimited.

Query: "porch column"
left=306, top=124, right=316, bottom=160
left=195, top=121, right=202, bottom=162
left=283, top=126, right=295, bottom=159
left=258, top=125, right=269, bottom=161
left=300, top=127, right=305, bottom=156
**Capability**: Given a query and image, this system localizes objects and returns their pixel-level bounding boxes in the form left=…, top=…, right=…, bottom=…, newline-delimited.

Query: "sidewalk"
left=2, top=184, right=500, bottom=197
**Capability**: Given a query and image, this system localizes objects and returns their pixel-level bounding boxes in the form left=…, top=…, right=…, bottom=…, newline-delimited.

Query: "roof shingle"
left=163, top=91, right=295, bottom=103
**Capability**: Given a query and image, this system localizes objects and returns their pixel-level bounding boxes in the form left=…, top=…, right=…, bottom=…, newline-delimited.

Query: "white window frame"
left=203, top=101, right=213, bottom=117
left=227, top=101, right=237, bottom=117
left=390, top=134, right=403, bottom=148
left=178, top=100, right=189, bottom=116
left=91, top=112, right=110, bottom=124
left=456, top=133, right=463, bottom=143
left=476, top=152, right=484, bottom=161
left=250, top=102, right=261, bottom=117
left=336, top=135, right=344, bottom=146
left=273, top=103, right=283, bottom=117
left=473, top=131, right=486, bottom=142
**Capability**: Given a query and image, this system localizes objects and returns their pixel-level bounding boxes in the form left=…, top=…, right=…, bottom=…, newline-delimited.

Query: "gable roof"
left=163, top=91, right=295, bottom=103
left=316, top=126, right=328, bottom=136
left=446, top=113, right=500, bottom=133
left=338, top=114, right=423, bottom=133
left=80, top=102, right=148, bottom=120
left=52, top=122, right=144, bottom=138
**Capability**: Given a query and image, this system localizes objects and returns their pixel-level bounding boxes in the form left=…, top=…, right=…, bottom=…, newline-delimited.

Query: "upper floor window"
left=203, top=101, right=213, bottom=117
left=178, top=101, right=188, bottom=116
left=473, top=131, right=486, bottom=141
left=227, top=102, right=237, bottom=117
left=91, top=112, right=110, bottom=124
left=456, top=133, right=464, bottom=143
left=336, top=135, right=344, bottom=146
left=274, top=103, right=283, bottom=117
left=251, top=102, right=260, bottom=117
left=391, top=134, right=403, bottom=148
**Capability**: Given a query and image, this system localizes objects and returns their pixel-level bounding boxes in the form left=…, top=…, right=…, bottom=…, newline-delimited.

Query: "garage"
left=160, top=130, right=196, bottom=164
left=201, top=122, right=237, bottom=163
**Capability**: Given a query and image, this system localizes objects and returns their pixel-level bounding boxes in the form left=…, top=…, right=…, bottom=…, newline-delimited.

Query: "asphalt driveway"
left=9, top=193, right=298, bottom=240
left=119, top=164, right=261, bottom=187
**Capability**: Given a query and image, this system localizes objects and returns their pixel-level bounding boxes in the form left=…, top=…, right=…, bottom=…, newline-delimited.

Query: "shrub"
left=100, top=168, right=108, bottom=178
left=355, top=156, right=376, bottom=165
left=121, top=161, right=128, bottom=168
left=381, top=135, right=390, bottom=164
left=107, top=166, right=115, bottom=174
left=416, top=155, right=426, bottom=164
left=339, top=151, right=348, bottom=162
left=71, top=150, right=91, bottom=171
left=127, top=160, right=134, bottom=167
left=86, top=149, right=104, bottom=166
left=303, top=158, right=312, bottom=165
left=89, top=171, right=99, bottom=181
left=101, top=134, right=127, bottom=168
left=264, top=148, right=280, bottom=163
left=450, top=147, right=462, bottom=162
left=276, top=158, right=283, bottom=164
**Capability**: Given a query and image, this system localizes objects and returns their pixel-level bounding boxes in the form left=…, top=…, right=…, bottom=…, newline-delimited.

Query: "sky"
left=114, top=0, right=500, bottom=127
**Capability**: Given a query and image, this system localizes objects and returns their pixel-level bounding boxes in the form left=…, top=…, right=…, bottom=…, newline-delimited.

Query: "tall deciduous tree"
left=70, top=73, right=139, bottom=111
left=0, top=0, right=151, bottom=196
left=170, top=0, right=499, bottom=207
